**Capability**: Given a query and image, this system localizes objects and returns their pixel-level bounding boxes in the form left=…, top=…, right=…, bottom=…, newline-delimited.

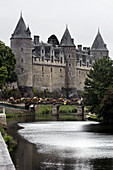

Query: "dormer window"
left=61, top=57, right=62, bottom=63
left=42, top=56, right=44, bottom=61
left=51, top=56, right=54, bottom=62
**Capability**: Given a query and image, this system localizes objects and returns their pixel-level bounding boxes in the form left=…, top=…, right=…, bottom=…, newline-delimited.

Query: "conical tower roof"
left=91, top=30, right=107, bottom=51
left=11, top=14, right=31, bottom=39
left=60, top=26, right=75, bottom=47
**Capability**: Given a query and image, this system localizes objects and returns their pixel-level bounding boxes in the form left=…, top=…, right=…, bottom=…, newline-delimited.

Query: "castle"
left=10, top=14, right=109, bottom=97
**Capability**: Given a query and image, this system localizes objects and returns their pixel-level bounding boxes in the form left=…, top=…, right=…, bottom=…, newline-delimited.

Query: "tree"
left=0, top=41, right=17, bottom=89
left=84, top=56, right=113, bottom=119
left=100, top=88, right=113, bottom=121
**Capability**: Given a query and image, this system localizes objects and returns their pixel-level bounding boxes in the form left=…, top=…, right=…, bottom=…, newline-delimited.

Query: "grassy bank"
left=35, top=105, right=78, bottom=121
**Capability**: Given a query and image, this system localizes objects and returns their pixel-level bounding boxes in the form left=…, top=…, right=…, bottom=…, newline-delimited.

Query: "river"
left=7, top=117, right=113, bottom=170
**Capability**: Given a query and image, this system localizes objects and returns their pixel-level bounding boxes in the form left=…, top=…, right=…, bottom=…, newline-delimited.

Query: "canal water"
left=7, top=118, right=113, bottom=170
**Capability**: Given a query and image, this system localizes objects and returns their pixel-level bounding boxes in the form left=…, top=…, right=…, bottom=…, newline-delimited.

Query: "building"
left=10, top=14, right=109, bottom=97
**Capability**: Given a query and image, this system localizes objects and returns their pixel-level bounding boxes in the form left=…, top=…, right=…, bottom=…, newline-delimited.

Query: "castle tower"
left=10, top=14, right=33, bottom=88
left=60, top=26, right=76, bottom=90
left=90, top=29, right=109, bottom=60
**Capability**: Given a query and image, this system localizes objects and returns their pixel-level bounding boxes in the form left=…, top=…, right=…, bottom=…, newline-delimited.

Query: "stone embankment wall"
left=0, top=132, right=15, bottom=170
left=0, top=107, right=32, bottom=118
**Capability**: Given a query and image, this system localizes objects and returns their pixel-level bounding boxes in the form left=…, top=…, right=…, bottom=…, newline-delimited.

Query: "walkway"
left=0, top=132, right=15, bottom=170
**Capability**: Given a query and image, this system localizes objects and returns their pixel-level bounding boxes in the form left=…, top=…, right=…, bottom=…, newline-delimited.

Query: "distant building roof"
left=91, top=30, right=108, bottom=51
left=60, top=27, right=75, bottom=47
left=11, top=14, right=31, bottom=39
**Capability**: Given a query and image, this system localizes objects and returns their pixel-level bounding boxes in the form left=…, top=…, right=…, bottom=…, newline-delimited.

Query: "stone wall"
left=33, top=64, right=66, bottom=91
left=0, top=107, right=32, bottom=117
left=76, top=66, right=90, bottom=91
left=10, top=38, right=33, bottom=87
left=0, top=114, right=6, bottom=128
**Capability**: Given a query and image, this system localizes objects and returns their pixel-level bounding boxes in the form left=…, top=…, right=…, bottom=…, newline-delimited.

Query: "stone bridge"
left=28, top=102, right=85, bottom=121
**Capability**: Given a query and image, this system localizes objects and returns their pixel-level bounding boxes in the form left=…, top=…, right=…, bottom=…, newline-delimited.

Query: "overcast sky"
left=1, top=0, right=113, bottom=57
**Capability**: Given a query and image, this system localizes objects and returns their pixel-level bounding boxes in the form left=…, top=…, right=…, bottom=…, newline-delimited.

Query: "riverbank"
left=0, top=132, right=15, bottom=170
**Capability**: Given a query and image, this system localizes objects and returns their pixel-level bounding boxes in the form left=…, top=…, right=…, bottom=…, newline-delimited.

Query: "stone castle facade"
left=10, top=14, right=109, bottom=97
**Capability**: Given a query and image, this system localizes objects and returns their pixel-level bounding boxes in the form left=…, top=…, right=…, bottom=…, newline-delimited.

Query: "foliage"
left=100, top=88, right=113, bottom=120
left=2, top=88, right=21, bottom=99
left=0, top=66, right=8, bottom=89
left=4, top=135, right=17, bottom=152
left=84, top=56, right=113, bottom=119
left=37, top=105, right=77, bottom=115
left=0, top=126, right=17, bottom=152
left=33, top=88, right=62, bottom=98
left=37, top=105, right=52, bottom=115
left=0, top=126, right=5, bottom=136
left=59, top=105, right=77, bottom=113
left=0, top=41, right=17, bottom=89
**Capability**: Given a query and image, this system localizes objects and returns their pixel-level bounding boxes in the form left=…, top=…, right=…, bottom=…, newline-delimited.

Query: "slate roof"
left=60, top=27, right=75, bottom=47
left=91, top=30, right=108, bottom=51
left=11, top=15, right=31, bottom=39
left=32, top=43, right=62, bottom=60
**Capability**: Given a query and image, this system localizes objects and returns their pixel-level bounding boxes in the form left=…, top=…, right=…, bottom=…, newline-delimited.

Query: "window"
left=34, top=58, right=36, bottom=61
left=42, top=49, right=44, bottom=53
left=87, top=62, right=89, bottom=67
left=42, top=67, right=44, bottom=74
left=21, top=47, right=23, bottom=51
left=21, top=58, right=23, bottom=62
left=79, top=71, right=81, bottom=75
left=69, top=72, right=71, bottom=76
left=51, top=67, right=52, bottom=72
left=61, top=57, right=62, bottom=63
left=60, top=68, right=62, bottom=74
left=42, top=56, right=44, bottom=61
left=21, top=68, right=24, bottom=73
left=69, top=55, right=70, bottom=58
left=80, top=60, right=82, bottom=66
left=51, top=56, right=54, bottom=62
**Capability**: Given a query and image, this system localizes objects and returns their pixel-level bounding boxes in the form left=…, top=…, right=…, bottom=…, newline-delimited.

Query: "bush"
left=2, top=88, right=21, bottom=99
left=4, top=135, right=17, bottom=152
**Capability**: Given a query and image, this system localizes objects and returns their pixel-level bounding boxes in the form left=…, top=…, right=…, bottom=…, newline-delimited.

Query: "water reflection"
left=17, top=121, right=113, bottom=170
left=7, top=119, right=113, bottom=170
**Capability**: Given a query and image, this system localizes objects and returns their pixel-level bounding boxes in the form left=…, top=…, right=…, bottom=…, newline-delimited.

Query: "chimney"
left=34, top=36, right=39, bottom=45
left=71, top=38, right=74, bottom=44
left=104, top=44, right=107, bottom=48
left=78, top=45, right=82, bottom=51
